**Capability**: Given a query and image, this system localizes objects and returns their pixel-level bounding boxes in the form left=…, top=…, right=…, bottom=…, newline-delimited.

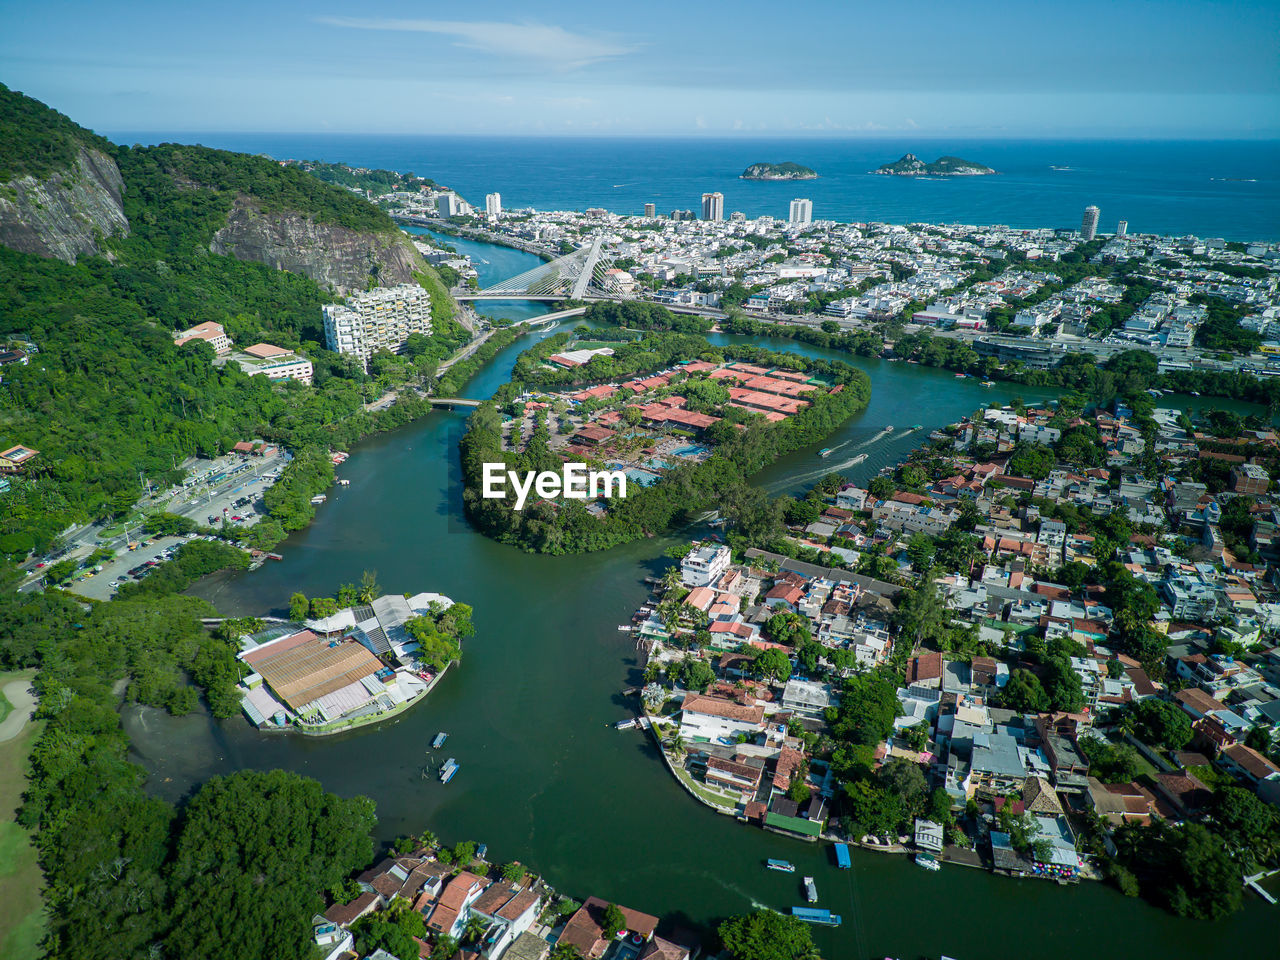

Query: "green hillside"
left=0, top=88, right=467, bottom=559
left=0, top=83, right=113, bottom=181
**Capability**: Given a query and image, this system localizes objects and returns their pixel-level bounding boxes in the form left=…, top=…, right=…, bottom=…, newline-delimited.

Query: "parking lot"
left=163, top=449, right=288, bottom=531
left=63, top=534, right=193, bottom=601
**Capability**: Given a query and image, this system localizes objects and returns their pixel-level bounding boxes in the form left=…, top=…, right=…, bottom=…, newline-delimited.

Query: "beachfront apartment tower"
left=1116, top=220, right=1128, bottom=238
left=1081, top=205, right=1100, bottom=241
left=322, top=284, right=433, bottom=370
left=644, top=202, right=656, bottom=218
left=701, top=192, right=724, bottom=222
left=439, top=192, right=465, bottom=217
left=485, top=192, right=502, bottom=217
left=789, top=198, right=813, bottom=226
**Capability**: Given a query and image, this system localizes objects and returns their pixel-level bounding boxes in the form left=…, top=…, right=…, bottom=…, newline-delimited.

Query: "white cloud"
left=316, top=16, right=638, bottom=70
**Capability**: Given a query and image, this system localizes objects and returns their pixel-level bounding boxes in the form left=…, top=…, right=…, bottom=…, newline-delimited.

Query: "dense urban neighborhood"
left=630, top=397, right=1280, bottom=918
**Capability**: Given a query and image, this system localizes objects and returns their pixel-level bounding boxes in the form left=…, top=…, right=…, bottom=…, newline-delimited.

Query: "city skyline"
left=2, top=0, right=1278, bottom=138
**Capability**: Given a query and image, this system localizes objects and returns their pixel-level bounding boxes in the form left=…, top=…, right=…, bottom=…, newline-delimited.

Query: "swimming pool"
left=670, top=444, right=709, bottom=458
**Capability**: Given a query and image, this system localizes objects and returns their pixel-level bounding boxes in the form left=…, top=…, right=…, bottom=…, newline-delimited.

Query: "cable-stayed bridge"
left=455, top=236, right=631, bottom=301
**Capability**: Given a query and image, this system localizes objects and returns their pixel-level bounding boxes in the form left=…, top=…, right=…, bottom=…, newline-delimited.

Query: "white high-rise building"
left=322, top=285, right=433, bottom=369
left=1081, top=205, right=1100, bottom=241
left=644, top=202, right=656, bottom=218
left=1116, top=220, right=1128, bottom=238
left=701, top=192, right=724, bottom=222
left=485, top=192, right=502, bottom=217
left=789, top=198, right=813, bottom=225
left=439, top=193, right=464, bottom=217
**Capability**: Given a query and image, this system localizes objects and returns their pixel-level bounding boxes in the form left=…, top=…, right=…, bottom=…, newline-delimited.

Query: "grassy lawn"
left=1186, top=763, right=1235, bottom=791
left=0, top=669, right=45, bottom=960
left=0, top=687, right=10, bottom=725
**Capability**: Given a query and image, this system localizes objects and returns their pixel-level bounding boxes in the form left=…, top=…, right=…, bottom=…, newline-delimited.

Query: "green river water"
left=122, top=233, right=1274, bottom=959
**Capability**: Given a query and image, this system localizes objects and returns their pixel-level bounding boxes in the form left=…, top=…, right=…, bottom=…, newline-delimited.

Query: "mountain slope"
left=0, top=83, right=129, bottom=262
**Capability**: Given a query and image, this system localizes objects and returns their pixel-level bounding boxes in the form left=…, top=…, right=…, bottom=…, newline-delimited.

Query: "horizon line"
left=102, top=130, right=1280, bottom=143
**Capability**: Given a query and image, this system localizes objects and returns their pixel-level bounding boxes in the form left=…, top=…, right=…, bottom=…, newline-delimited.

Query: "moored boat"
left=766, top=859, right=796, bottom=872
left=791, top=907, right=841, bottom=926
left=803, top=876, right=818, bottom=902
left=439, top=758, right=459, bottom=783
left=915, top=852, right=940, bottom=871
left=432, top=732, right=448, bottom=749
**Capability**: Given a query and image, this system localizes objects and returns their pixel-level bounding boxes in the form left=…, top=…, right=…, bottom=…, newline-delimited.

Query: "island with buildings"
left=237, top=588, right=473, bottom=735
left=741, top=161, right=818, bottom=180
left=459, top=325, right=871, bottom=554
left=873, top=154, right=997, bottom=176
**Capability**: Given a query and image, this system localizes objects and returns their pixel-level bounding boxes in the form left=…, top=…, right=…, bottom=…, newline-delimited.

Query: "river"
left=123, top=235, right=1274, bottom=959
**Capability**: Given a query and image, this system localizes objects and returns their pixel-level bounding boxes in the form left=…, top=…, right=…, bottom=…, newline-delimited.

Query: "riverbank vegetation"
left=460, top=329, right=871, bottom=554
left=713, top=307, right=1280, bottom=412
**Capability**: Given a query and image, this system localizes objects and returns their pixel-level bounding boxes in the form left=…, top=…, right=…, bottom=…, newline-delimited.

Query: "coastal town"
left=377, top=176, right=1278, bottom=387
left=625, top=395, right=1280, bottom=913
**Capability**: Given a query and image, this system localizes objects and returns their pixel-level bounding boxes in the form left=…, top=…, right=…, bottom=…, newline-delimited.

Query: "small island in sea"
left=872, top=153, right=997, bottom=176
left=741, top=161, right=818, bottom=180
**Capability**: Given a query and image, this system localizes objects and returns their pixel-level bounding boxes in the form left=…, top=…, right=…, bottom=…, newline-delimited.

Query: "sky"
left=2, top=0, right=1278, bottom=138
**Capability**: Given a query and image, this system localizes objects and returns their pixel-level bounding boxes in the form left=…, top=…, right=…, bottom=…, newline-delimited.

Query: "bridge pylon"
left=474, top=237, right=629, bottom=300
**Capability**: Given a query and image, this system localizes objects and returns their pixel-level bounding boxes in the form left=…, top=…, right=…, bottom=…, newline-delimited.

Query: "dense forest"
left=461, top=327, right=871, bottom=553
left=0, top=81, right=113, bottom=180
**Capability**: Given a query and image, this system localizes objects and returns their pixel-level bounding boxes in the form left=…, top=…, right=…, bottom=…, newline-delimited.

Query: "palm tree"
left=669, top=730, right=685, bottom=756
left=462, top=916, right=486, bottom=945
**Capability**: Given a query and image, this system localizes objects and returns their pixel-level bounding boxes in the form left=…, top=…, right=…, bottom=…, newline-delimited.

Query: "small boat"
left=884, top=425, right=894, bottom=432
left=439, top=758, right=459, bottom=783
left=981, top=380, right=995, bottom=387
left=766, top=859, right=796, bottom=873
left=791, top=907, right=841, bottom=926
left=834, top=843, right=852, bottom=869
left=911, top=424, right=922, bottom=430
left=915, top=853, right=940, bottom=871
left=337, top=478, right=351, bottom=486
left=955, top=373, right=965, bottom=379
left=310, top=494, right=327, bottom=504
left=803, top=876, right=818, bottom=902
left=818, top=448, right=833, bottom=458
left=432, top=732, right=448, bottom=749
left=476, top=843, right=488, bottom=860
left=849, top=453, right=867, bottom=465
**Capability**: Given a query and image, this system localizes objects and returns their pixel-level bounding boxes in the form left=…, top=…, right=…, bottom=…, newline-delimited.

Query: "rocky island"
left=873, top=153, right=997, bottom=176
left=740, top=161, right=817, bottom=180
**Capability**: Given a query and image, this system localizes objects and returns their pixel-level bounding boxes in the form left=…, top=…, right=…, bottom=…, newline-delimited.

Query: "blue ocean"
left=110, top=133, right=1280, bottom=242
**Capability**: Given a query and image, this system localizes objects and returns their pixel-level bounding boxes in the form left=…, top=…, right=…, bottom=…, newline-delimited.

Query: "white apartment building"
left=701, top=192, right=724, bottom=222
left=485, top=192, right=502, bottom=217
left=789, top=198, right=813, bottom=226
left=1081, top=205, right=1100, bottom=241
left=680, top=543, right=731, bottom=587
left=322, top=284, right=433, bottom=368
left=438, top=192, right=467, bottom=217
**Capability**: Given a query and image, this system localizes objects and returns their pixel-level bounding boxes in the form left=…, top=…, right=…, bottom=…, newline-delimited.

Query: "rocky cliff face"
left=0, top=146, right=129, bottom=262
left=211, top=200, right=426, bottom=294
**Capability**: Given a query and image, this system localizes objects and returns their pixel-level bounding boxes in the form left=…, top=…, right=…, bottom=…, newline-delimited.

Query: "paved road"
left=0, top=679, right=37, bottom=744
